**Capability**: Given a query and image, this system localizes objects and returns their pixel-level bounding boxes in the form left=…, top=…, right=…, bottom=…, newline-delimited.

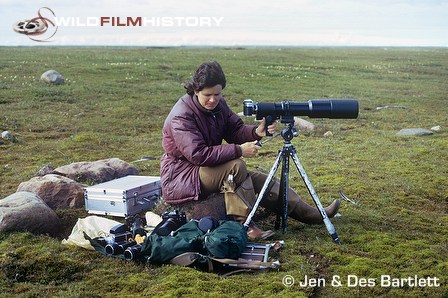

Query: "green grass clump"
left=0, top=47, right=447, bottom=297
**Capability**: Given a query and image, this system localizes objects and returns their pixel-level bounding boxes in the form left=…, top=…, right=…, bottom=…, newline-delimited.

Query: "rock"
left=17, top=174, right=85, bottom=209
left=431, top=125, right=441, bottom=132
left=1, top=131, right=12, bottom=139
left=53, top=158, right=139, bottom=183
left=294, top=117, right=316, bottom=131
left=396, top=128, right=433, bottom=136
left=172, top=193, right=227, bottom=221
left=0, top=191, right=61, bottom=236
left=323, top=131, right=334, bottom=137
left=1, top=130, right=17, bottom=143
left=40, top=69, right=65, bottom=85
left=36, top=165, right=56, bottom=176
left=376, top=105, right=408, bottom=110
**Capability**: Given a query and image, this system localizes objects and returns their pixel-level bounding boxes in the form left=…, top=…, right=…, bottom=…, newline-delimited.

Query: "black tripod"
left=244, top=121, right=341, bottom=244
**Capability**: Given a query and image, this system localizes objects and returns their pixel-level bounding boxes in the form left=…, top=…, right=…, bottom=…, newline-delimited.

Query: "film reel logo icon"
left=13, top=7, right=58, bottom=42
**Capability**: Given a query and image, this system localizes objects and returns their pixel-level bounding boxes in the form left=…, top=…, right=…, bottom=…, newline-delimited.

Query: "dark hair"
left=185, top=61, right=226, bottom=95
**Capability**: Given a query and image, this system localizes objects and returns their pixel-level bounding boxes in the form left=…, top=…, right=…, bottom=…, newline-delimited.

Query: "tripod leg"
left=244, top=150, right=282, bottom=228
left=290, top=148, right=341, bottom=244
left=276, top=150, right=290, bottom=232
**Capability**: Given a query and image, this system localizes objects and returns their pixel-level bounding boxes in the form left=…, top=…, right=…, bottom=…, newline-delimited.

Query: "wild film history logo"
left=13, top=7, right=224, bottom=43
left=13, top=7, right=58, bottom=42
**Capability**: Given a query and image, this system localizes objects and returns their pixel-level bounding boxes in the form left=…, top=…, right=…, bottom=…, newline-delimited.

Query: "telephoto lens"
left=243, top=99, right=359, bottom=120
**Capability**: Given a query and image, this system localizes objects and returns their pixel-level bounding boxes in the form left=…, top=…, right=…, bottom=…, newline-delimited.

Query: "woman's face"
left=195, top=84, right=222, bottom=110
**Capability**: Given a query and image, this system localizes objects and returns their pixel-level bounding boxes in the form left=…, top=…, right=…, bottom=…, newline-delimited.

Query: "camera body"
left=105, top=223, right=133, bottom=244
left=154, top=210, right=187, bottom=236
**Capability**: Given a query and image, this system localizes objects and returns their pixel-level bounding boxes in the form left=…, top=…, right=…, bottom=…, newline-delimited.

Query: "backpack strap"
left=170, top=252, right=214, bottom=272
left=170, top=252, right=202, bottom=266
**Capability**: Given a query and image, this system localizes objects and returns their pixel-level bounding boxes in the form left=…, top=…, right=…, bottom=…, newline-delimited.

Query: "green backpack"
left=88, top=220, right=248, bottom=263
left=141, top=220, right=206, bottom=263
left=204, top=220, right=248, bottom=259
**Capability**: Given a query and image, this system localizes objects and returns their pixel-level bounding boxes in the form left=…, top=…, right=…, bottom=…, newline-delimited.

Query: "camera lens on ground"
left=124, top=245, right=142, bottom=261
left=105, top=240, right=137, bottom=255
left=155, top=218, right=178, bottom=236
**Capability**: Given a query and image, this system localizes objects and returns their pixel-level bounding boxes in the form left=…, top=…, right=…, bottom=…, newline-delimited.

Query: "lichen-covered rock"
left=294, top=117, right=316, bottom=131
left=53, top=158, right=139, bottom=183
left=0, top=191, right=61, bottom=236
left=40, top=69, right=65, bottom=85
left=17, top=174, right=85, bottom=209
left=396, top=128, right=433, bottom=136
left=173, top=193, right=227, bottom=221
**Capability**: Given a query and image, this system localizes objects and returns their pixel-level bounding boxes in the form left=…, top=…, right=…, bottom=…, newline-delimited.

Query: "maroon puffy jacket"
left=160, top=93, right=261, bottom=204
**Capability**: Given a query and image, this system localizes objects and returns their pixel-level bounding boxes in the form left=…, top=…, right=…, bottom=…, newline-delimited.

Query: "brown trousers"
left=198, top=159, right=302, bottom=217
left=198, top=159, right=249, bottom=197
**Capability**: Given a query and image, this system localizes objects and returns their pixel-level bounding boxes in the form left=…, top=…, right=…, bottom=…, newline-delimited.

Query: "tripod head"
left=280, top=122, right=299, bottom=143
left=257, top=120, right=299, bottom=147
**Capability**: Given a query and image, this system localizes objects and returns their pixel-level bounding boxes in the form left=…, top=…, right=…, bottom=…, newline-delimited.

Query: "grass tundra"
left=0, top=46, right=447, bottom=297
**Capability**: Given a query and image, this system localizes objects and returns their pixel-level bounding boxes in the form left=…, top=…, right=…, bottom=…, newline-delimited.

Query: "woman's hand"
left=240, top=141, right=261, bottom=158
left=255, top=118, right=278, bottom=137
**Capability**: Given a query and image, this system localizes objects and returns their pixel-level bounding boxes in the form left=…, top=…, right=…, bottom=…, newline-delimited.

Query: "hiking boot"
left=246, top=222, right=275, bottom=241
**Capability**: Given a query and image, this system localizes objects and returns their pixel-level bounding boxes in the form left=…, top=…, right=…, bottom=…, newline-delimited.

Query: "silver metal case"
left=84, top=175, right=161, bottom=217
